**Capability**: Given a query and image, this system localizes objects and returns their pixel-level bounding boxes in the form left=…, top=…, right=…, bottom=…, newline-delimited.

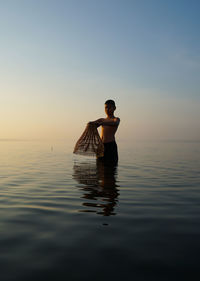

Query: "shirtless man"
left=89, top=100, right=120, bottom=164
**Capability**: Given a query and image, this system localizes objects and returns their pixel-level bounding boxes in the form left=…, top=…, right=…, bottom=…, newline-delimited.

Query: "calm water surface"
left=0, top=140, right=200, bottom=280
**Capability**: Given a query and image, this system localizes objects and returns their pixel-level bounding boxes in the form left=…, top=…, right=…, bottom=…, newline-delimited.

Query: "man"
left=89, top=99, right=120, bottom=164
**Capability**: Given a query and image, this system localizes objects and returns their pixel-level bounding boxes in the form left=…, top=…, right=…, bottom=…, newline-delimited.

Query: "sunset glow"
left=1, top=0, right=199, bottom=141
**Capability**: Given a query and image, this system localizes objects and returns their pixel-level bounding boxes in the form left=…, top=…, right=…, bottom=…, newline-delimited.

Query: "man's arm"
left=88, top=118, right=104, bottom=128
left=101, top=117, right=120, bottom=126
left=89, top=118, right=120, bottom=127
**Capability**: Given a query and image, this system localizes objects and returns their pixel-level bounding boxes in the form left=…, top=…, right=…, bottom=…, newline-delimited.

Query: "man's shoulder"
left=114, top=117, right=120, bottom=122
left=113, top=117, right=120, bottom=126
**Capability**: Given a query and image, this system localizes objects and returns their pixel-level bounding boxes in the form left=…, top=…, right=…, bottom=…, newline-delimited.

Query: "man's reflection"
left=73, top=160, right=120, bottom=216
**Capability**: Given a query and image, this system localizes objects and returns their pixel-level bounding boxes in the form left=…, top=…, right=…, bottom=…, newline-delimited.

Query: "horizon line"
left=0, top=138, right=200, bottom=143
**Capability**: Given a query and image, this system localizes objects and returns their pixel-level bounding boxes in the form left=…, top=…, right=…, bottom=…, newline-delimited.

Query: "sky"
left=0, top=0, right=200, bottom=141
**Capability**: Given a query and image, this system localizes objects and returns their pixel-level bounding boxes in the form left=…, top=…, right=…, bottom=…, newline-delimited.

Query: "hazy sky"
left=1, top=0, right=200, bottom=141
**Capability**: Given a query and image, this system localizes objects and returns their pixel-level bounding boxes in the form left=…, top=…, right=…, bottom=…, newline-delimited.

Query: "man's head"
left=105, top=99, right=116, bottom=116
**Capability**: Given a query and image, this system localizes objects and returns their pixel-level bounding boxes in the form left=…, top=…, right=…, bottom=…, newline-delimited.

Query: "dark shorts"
left=98, top=141, right=118, bottom=164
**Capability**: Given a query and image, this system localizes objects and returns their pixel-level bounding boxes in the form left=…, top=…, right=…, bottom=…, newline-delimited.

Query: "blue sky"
left=0, top=0, right=200, bottom=140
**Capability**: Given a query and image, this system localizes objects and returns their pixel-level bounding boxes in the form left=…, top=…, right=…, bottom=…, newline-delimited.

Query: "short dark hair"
left=105, top=99, right=116, bottom=107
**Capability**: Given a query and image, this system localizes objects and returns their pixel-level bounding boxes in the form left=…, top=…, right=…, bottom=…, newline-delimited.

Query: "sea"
left=0, top=140, right=200, bottom=281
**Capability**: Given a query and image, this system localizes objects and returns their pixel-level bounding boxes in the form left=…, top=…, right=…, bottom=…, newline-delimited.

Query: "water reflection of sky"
left=73, top=160, right=120, bottom=216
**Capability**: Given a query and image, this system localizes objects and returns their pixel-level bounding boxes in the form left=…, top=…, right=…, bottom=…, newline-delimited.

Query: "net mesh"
left=73, top=123, right=104, bottom=157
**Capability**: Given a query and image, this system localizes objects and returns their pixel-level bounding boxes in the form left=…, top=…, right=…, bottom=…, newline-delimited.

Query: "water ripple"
left=0, top=141, right=200, bottom=280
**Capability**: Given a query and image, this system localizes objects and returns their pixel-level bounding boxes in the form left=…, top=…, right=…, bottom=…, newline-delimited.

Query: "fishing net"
left=73, top=123, right=104, bottom=157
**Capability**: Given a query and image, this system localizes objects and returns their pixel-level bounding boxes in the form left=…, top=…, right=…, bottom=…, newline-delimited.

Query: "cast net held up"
left=73, top=123, right=104, bottom=157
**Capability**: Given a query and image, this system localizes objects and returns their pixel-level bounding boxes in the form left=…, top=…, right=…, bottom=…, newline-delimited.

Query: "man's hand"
left=88, top=121, right=98, bottom=125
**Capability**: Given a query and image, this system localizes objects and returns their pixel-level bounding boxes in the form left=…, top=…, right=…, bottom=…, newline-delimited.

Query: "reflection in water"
left=73, top=159, right=120, bottom=216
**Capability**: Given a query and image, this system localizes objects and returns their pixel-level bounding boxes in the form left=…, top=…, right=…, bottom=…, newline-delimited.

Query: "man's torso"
left=100, top=117, right=119, bottom=143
